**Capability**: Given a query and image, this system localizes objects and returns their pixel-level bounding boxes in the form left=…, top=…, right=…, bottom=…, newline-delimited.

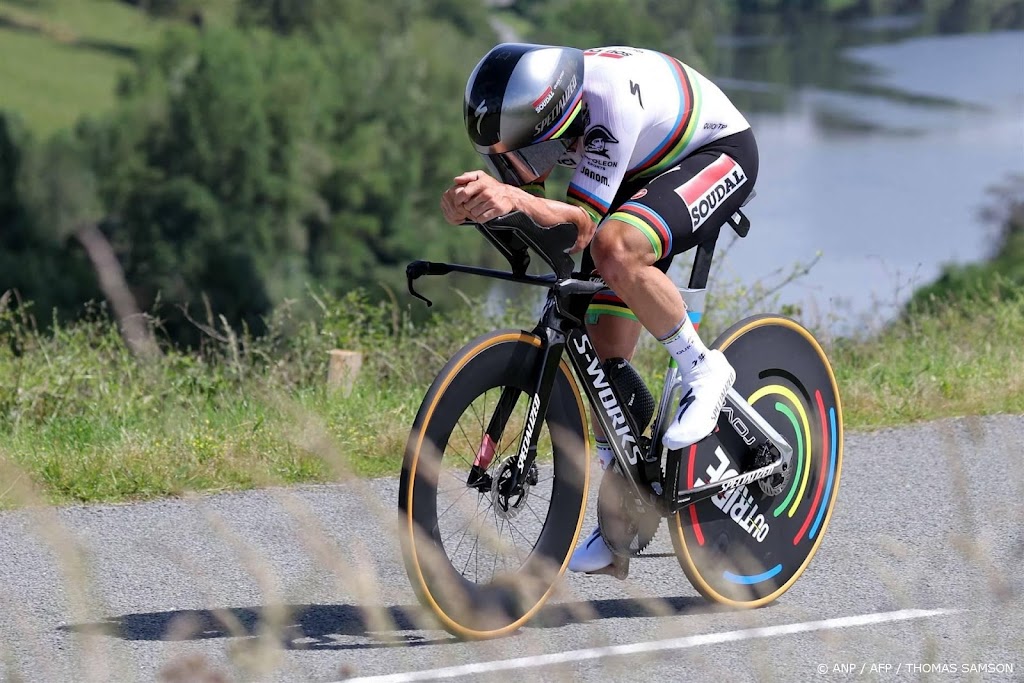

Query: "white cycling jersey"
left=555, top=46, right=751, bottom=223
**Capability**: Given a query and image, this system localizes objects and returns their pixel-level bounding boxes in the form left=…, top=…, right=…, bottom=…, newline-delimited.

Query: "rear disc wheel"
left=670, top=315, right=844, bottom=607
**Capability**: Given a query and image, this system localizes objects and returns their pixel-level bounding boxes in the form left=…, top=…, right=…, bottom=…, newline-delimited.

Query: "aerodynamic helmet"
left=464, top=43, right=586, bottom=186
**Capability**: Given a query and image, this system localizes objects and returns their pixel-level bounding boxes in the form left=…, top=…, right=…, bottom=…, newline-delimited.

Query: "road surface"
left=0, top=415, right=1021, bottom=682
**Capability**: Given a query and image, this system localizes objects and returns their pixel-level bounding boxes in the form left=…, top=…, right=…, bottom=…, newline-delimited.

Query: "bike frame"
left=406, top=213, right=792, bottom=515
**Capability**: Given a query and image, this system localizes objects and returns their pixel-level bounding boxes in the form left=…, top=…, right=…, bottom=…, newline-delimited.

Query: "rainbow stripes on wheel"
left=746, top=386, right=839, bottom=544
left=669, top=315, right=843, bottom=607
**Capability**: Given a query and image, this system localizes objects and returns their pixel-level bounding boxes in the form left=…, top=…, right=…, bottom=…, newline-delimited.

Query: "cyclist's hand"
left=441, top=183, right=472, bottom=225
left=454, top=170, right=520, bottom=224
left=569, top=212, right=597, bottom=254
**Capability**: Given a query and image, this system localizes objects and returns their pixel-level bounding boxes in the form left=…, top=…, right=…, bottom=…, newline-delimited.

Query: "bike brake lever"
left=406, top=260, right=434, bottom=307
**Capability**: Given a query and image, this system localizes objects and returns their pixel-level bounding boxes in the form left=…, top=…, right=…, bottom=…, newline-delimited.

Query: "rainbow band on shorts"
left=585, top=290, right=637, bottom=325
left=607, top=201, right=674, bottom=260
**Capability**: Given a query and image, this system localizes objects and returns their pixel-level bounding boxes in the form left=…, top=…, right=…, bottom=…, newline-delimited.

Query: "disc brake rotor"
left=490, top=460, right=538, bottom=520
left=755, top=443, right=793, bottom=497
left=597, top=467, right=661, bottom=557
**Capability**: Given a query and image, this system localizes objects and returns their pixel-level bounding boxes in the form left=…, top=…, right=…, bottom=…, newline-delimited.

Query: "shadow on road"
left=59, top=595, right=725, bottom=650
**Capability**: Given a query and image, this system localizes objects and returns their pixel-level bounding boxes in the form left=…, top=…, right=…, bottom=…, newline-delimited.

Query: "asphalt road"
left=1, top=414, right=1022, bottom=682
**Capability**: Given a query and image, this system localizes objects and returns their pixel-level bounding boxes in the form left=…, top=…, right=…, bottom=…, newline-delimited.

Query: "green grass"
left=0, top=290, right=539, bottom=506
left=2, top=284, right=1023, bottom=507
left=833, top=288, right=1024, bottom=429
left=0, top=0, right=164, bottom=48
left=0, top=27, right=129, bottom=133
left=0, top=0, right=175, bottom=134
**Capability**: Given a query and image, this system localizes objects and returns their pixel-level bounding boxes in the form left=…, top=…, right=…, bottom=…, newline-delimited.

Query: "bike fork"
left=467, top=327, right=567, bottom=493
left=466, top=386, right=521, bottom=489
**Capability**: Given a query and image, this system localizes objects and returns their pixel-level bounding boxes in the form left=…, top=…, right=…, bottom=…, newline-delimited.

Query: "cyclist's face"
left=505, top=153, right=539, bottom=183
left=484, top=138, right=577, bottom=186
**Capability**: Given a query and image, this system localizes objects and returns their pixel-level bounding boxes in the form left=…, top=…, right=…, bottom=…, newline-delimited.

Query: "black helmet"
left=465, top=43, right=586, bottom=185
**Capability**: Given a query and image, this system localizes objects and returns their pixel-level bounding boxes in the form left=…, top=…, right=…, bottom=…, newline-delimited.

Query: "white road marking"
left=340, top=608, right=955, bottom=683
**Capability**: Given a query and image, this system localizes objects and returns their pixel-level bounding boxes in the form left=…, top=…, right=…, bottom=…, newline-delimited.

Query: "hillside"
left=0, top=0, right=171, bottom=134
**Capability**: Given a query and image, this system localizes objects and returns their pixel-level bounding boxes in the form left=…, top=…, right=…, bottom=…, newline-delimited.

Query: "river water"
left=484, top=20, right=1023, bottom=337
left=705, top=25, right=1024, bottom=334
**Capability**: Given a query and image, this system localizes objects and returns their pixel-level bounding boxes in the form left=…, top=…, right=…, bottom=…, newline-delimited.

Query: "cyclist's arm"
left=455, top=171, right=595, bottom=253
left=513, top=191, right=595, bottom=254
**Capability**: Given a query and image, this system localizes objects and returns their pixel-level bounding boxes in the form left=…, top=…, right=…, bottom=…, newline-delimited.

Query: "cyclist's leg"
left=570, top=130, right=758, bottom=574
left=584, top=129, right=758, bottom=329
left=588, top=222, right=683, bottom=338
left=570, top=253, right=645, bottom=574
left=577, top=234, right=645, bottom=464
left=591, top=130, right=759, bottom=448
left=583, top=313, right=643, bottom=460
left=570, top=201, right=680, bottom=574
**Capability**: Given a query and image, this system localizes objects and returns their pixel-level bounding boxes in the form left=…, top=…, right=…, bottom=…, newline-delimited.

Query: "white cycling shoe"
left=662, top=349, right=736, bottom=451
left=568, top=526, right=614, bottom=573
left=569, top=447, right=615, bottom=574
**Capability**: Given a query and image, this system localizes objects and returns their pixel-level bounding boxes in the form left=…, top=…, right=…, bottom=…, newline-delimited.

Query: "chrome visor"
left=482, top=139, right=573, bottom=186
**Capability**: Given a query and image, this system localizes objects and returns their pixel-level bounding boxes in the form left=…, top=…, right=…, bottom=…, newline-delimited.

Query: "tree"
left=20, top=132, right=160, bottom=358
left=5, top=2, right=501, bottom=344
left=0, top=113, right=100, bottom=325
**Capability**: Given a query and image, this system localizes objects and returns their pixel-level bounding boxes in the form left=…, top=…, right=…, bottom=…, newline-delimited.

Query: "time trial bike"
left=398, top=207, right=843, bottom=640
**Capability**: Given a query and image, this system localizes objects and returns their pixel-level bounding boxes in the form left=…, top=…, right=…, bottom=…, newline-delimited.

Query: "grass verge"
left=0, top=24, right=128, bottom=134
left=833, top=287, right=1024, bottom=428
left=2, top=285, right=1023, bottom=507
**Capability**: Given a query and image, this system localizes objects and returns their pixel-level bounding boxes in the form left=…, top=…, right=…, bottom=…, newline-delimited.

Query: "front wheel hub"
left=491, top=460, right=538, bottom=520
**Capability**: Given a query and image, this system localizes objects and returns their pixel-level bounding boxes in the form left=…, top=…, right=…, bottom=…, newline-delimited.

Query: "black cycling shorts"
left=581, top=128, right=758, bottom=323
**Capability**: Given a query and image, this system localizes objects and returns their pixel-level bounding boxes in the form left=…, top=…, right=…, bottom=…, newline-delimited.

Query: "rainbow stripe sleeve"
left=566, top=183, right=610, bottom=223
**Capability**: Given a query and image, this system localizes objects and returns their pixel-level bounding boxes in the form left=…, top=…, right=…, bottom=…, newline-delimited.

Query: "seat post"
left=687, top=226, right=720, bottom=291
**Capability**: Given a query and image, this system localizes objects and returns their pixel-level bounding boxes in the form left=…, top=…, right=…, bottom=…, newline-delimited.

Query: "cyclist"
left=440, top=43, right=758, bottom=575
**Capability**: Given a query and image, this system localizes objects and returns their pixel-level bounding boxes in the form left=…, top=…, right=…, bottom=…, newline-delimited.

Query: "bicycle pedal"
left=587, top=556, right=630, bottom=580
